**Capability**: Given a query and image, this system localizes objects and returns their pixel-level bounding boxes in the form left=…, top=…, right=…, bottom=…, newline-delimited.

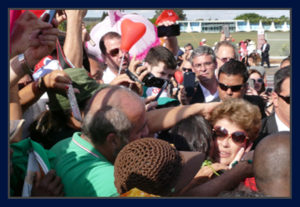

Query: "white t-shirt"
left=199, top=83, right=219, bottom=102
left=275, top=113, right=290, bottom=132
left=102, top=67, right=117, bottom=84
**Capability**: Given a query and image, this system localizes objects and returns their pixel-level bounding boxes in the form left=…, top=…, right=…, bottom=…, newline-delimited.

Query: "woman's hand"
left=229, top=143, right=253, bottom=169
left=43, top=70, right=72, bottom=92
left=195, top=163, right=228, bottom=181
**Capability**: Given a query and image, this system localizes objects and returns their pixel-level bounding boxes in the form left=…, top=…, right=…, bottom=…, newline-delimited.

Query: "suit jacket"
left=261, top=43, right=270, bottom=57
left=190, top=83, right=219, bottom=104
left=252, top=113, right=278, bottom=149
left=243, top=95, right=267, bottom=119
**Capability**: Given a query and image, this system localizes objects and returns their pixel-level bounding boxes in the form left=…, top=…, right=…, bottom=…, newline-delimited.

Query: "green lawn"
left=177, top=31, right=290, bottom=56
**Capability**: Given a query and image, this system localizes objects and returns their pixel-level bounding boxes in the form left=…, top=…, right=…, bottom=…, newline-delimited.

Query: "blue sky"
left=86, top=9, right=290, bottom=20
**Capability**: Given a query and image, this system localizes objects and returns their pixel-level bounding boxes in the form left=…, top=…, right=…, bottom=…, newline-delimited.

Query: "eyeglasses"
left=277, top=93, right=290, bottom=104
left=108, top=48, right=120, bottom=57
left=217, top=57, right=233, bottom=63
left=251, top=78, right=264, bottom=84
left=218, top=82, right=244, bottom=92
left=213, top=126, right=249, bottom=144
left=193, top=62, right=214, bottom=69
left=182, top=67, right=193, bottom=73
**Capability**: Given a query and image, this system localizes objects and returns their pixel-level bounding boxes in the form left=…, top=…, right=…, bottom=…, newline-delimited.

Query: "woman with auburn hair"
left=210, top=98, right=261, bottom=166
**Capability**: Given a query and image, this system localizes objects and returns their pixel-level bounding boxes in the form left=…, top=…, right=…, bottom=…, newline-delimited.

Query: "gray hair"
left=82, top=105, right=132, bottom=146
left=189, top=46, right=217, bottom=64
left=214, top=41, right=239, bottom=60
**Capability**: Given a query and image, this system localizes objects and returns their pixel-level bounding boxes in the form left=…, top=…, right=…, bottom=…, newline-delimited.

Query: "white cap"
left=201, top=38, right=206, bottom=42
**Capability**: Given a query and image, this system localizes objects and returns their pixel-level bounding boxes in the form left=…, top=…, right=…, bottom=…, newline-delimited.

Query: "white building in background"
left=177, top=20, right=290, bottom=33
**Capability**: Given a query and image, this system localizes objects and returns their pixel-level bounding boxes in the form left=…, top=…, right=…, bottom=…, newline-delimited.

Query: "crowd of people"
left=9, top=9, right=291, bottom=198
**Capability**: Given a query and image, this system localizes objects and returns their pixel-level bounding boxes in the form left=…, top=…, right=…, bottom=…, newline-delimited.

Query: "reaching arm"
left=63, top=10, right=87, bottom=68
left=10, top=85, right=23, bottom=143
left=146, top=102, right=220, bottom=134
left=177, top=159, right=253, bottom=197
left=19, top=70, right=72, bottom=111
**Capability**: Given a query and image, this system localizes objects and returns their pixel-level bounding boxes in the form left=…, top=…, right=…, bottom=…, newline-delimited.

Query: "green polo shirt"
left=50, top=132, right=119, bottom=197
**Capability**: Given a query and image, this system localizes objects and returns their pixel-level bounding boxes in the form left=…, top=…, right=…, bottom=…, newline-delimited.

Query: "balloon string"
left=118, top=53, right=125, bottom=75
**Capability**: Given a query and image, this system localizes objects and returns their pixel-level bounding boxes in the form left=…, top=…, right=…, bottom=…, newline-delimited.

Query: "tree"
left=234, top=13, right=290, bottom=24
left=99, top=11, right=108, bottom=22
left=153, top=9, right=187, bottom=20
left=234, top=13, right=261, bottom=23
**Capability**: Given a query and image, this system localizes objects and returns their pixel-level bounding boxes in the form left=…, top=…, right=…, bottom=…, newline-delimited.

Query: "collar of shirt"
left=275, top=113, right=290, bottom=132
left=199, top=82, right=219, bottom=102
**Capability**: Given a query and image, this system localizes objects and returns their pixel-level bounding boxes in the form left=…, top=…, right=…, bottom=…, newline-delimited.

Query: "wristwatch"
left=18, top=53, right=33, bottom=74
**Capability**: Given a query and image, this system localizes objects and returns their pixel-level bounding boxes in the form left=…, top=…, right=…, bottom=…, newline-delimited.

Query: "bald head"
left=253, top=132, right=291, bottom=197
left=84, top=86, right=148, bottom=142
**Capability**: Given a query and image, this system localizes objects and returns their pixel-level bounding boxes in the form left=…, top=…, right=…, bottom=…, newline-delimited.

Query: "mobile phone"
left=142, top=73, right=166, bottom=88
left=125, top=69, right=143, bottom=85
left=47, top=10, right=56, bottom=23
left=265, top=87, right=273, bottom=95
left=155, top=81, right=169, bottom=101
left=183, top=72, right=195, bottom=97
left=248, top=79, right=255, bottom=89
left=222, top=25, right=230, bottom=38
left=157, top=24, right=180, bottom=37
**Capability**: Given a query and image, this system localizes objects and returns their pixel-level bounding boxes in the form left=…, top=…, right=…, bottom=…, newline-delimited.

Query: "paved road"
left=265, top=65, right=280, bottom=89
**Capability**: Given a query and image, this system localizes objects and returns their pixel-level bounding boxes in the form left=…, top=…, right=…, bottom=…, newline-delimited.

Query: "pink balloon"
left=120, top=19, right=146, bottom=52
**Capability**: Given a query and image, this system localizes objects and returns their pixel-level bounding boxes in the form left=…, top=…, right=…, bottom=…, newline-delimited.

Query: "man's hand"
left=31, top=169, right=64, bottom=197
left=177, top=85, right=193, bottom=105
left=22, top=12, right=59, bottom=69
left=144, top=95, right=158, bottom=111
left=10, top=11, right=55, bottom=57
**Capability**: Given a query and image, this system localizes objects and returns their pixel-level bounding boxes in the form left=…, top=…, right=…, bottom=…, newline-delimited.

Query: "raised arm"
left=18, top=70, right=72, bottom=111
left=63, top=10, right=87, bottom=68
left=146, top=102, right=220, bottom=133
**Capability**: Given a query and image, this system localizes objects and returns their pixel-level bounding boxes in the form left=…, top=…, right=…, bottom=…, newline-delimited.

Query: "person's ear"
left=106, top=133, right=120, bottom=149
left=272, top=91, right=279, bottom=107
left=144, top=62, right=151, bottom=71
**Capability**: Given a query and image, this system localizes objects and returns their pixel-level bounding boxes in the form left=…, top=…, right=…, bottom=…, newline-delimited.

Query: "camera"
left=157, top=24, right=180, bottom=37
left=142, top=73, right=166, bottom=88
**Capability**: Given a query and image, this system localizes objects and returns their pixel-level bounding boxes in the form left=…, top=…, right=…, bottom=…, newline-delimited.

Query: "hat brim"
left=174, top=151, right=206, bottom=193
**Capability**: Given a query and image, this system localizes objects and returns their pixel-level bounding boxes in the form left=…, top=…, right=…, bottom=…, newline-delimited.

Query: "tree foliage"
left=234, top=13, right=290, bottom=24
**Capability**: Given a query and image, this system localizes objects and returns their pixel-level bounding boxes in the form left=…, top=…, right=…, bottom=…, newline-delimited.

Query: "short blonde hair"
left=210, top=98, right=261, bottom=141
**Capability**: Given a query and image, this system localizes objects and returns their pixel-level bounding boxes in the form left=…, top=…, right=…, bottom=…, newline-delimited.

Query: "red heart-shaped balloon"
left=174, top=70, right=184, bottom=84
left=120, top=19, right=146, bottom=52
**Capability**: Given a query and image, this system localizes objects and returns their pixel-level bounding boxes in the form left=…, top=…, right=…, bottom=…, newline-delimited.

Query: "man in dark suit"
left=261, top=39, right=270, bottom=68
left=178, top=46, right=219, bottom=104
left=252, top=66, right=290, bottom=149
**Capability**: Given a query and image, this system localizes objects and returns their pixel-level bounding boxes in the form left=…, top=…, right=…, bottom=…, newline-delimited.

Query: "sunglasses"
left=277, top=93, right=290, bottom=104
left=213, top=126, right=249, bottom=144
left=108, top=48, right=120, bottom=57
left=182, top=67, right=193, bottom=73
left=218, top=82, right=244, bottom=92
left=251, top=78, right=264, bottom=83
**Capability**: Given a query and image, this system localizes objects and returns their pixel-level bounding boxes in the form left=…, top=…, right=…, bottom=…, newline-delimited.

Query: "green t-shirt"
left=50, top=132, right=119, bottom=197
